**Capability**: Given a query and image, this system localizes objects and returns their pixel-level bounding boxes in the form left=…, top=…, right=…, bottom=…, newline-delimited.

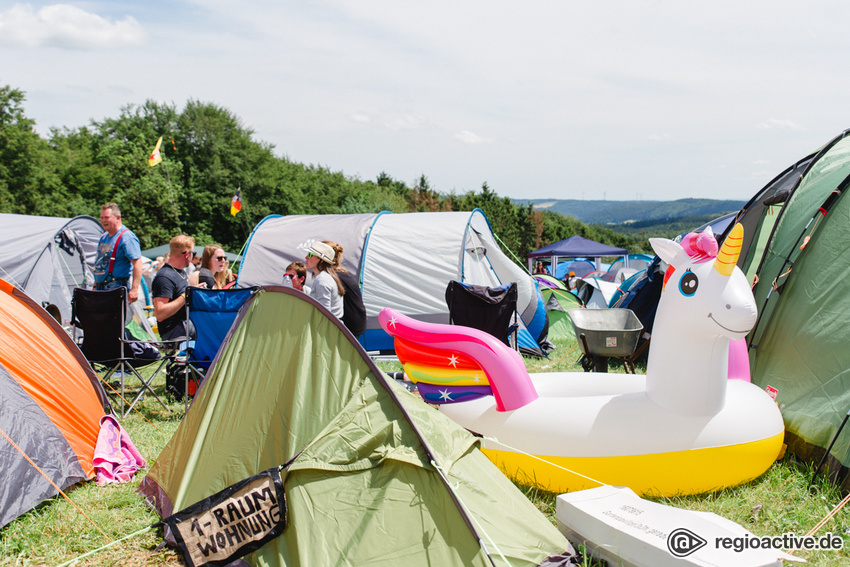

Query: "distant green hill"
left=601, top=213, right=735, bottom=240
left=515, top=198, right=745, bottom=224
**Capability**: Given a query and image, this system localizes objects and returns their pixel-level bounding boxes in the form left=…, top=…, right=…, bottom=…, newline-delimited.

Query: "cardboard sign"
left=162, top=467, right=286, bottom=567
left=556, top=485, right=802, bottom=567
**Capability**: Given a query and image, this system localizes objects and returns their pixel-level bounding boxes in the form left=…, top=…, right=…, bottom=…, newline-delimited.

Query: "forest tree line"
left=0, top=84, right=647, bottom=262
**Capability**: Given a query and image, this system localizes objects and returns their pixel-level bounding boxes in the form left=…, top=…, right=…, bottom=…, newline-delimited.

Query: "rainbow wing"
left=380, top=308, right=537, bottom=411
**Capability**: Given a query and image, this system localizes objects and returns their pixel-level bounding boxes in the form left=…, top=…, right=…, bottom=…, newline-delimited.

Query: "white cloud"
left=756, top=118, right=803, bottom=131
left=383, top=114, right=427, bottom=131
left=0, top=3, right=146, bottom=49
left=349, top=112, right=371, bottom=124
left=648, top=133, right=673, bottom=141
left=454, top=130, right=492, bottom=145
left=3, top=1, right=849, bottom=201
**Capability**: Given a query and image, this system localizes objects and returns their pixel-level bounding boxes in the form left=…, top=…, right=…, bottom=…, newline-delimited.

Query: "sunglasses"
left=215, top=255, right=227, bottom=261
left=285, top=273, right=300, bottom=280
left=306, top=252, right=315, bottom=258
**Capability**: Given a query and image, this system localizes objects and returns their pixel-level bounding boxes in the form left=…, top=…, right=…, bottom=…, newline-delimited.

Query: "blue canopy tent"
left=528, top=236, right=628, bottom=279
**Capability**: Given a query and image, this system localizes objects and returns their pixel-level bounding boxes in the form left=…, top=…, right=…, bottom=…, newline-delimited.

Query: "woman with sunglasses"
left=304, top=241, right=344, bottom=318
left=189, top=244, right=229, bottom=290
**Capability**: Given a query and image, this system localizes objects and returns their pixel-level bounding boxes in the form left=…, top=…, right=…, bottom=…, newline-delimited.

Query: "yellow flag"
left=148, top=136, right=163, bottom=167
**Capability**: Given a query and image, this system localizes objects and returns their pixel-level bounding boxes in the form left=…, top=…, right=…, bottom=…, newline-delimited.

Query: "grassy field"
left=2, top=339, right=850, bottom=566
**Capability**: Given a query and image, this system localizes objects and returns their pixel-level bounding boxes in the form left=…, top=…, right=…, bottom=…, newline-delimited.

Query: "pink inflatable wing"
left=93, top=415, right=147, bottom=485
left=378, top=308, right=538, bottom=411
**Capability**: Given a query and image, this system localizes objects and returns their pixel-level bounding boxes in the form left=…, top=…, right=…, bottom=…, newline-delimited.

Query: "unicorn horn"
left=714, top=223, right=744, bottom=276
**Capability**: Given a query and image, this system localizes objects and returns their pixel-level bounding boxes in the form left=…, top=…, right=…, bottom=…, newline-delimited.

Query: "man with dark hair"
left=151, top=234, right=197, bottom=341
left=94, top=203, right=143, bottom=302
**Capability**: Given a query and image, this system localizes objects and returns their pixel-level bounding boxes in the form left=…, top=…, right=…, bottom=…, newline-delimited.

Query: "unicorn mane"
left=662, top=229, right=718, bottom=290
left=679, top=228, right=718, bottom=262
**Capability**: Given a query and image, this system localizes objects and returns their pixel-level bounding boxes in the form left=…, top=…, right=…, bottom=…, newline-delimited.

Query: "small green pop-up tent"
left=139, top=287, right=576, bottom=566
left=533, top=275, right=582, bottom=343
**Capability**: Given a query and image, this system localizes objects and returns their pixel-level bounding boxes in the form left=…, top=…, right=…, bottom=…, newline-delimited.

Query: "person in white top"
left=304, top=241, right=344, bottom=318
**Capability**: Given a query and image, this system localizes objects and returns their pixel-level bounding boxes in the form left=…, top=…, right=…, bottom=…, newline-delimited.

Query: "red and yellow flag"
left=148, top=136, right=163, bottom=167
left=230, top=191, right=242, bottom=216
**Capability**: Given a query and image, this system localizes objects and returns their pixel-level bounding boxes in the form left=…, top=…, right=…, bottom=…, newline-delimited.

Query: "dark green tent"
left=719, top=128, right=850, bottom=488
left=139, top=287, right=576, bottom=566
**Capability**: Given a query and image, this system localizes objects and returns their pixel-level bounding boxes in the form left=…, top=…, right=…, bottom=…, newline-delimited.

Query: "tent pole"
left=750, top=184, right=847, bottom=349
left=811, top=407, right=850, bottom=488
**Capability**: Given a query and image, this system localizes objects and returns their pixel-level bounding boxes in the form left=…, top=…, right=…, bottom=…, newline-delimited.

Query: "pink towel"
left=92, top=415, right=147, bottom=485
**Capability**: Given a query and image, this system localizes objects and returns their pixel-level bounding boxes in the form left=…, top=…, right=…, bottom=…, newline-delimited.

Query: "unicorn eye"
left=679, top=270, right=699, bottom=296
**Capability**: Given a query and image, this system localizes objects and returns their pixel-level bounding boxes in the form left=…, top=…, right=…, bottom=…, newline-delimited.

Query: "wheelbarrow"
left=566, top=308, right=644, bottom=373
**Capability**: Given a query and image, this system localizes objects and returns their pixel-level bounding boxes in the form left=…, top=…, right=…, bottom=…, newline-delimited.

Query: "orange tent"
left=0, top=278, right=109, bottom=527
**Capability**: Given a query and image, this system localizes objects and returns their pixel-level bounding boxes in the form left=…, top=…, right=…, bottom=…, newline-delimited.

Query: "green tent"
left=139, top=287, right=576, bottom=566
left=543, top=288, right=582, bottom=343
left=534, top=275, right=582, bottom=343
left=719, top=128, right=850, bottom=487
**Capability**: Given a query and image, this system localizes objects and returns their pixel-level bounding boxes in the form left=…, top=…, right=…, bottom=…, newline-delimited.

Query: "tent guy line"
left=0, top=425, right=110, bottom=541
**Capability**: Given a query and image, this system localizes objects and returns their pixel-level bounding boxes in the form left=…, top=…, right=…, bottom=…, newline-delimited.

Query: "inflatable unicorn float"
left=379, top=225, right=785, bottom=497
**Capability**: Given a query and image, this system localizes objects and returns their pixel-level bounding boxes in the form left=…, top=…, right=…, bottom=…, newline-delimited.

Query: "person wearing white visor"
left=304, top=241, right=344, bottom=318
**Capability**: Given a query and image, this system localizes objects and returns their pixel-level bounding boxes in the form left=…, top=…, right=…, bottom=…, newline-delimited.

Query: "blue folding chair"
left=185, top=286, right=259, bottom=372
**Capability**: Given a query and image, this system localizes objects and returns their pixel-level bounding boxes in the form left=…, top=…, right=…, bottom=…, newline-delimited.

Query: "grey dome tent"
left=236, top=210, right=547, bottom=353
left=0, top=214, right=103, bottom=325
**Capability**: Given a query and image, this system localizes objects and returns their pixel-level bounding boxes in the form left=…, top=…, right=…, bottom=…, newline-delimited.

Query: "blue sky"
left=2, top=1, right=849, bottom=201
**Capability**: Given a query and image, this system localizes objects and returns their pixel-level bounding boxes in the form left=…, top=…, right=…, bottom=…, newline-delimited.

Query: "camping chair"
left=445, top=281, right=519, bottom=349
left=178, top=286, right=260, bottom=406
left=71, top=287, right=178, bottom=417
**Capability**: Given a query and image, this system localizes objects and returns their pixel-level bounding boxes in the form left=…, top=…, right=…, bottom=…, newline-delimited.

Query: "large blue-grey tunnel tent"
left=236, top=210, right=547, bottom=352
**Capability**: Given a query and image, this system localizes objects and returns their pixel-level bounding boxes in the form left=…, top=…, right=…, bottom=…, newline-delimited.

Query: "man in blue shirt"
left=93, top=203, right=143, bottom=303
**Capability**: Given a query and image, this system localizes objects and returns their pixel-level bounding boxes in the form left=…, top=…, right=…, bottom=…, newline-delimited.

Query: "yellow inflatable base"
left=483, top=432, right=785, bottom=497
